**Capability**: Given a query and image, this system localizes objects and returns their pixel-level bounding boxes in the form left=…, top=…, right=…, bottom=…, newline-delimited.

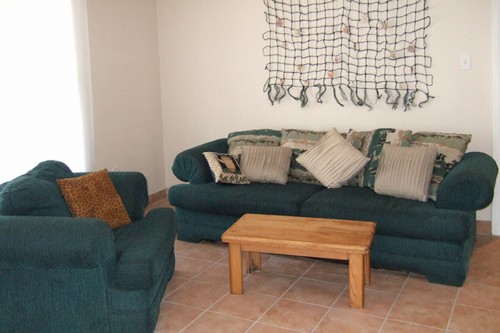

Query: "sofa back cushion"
left=411, top=132, right=472, bottom=201
left=297, top=128, right=369, bottom=188
left=240, top=146, right=292, bottom=185
left=0, top=161, right=74, bottom=216
left=202, top=152, right=250, bottom=185
left=280, top=129, right=327, bottom=184
left=346, top=128, right=413, bottom=188
left=374, top=145, right=437, bottom=202
left=227, top=129, right=282, bottom=159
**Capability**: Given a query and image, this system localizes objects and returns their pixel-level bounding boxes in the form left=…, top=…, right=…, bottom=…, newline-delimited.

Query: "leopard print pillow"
left=57, top=169, right=131, bottom=229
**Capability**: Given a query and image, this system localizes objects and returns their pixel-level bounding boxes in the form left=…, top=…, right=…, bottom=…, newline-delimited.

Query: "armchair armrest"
left=0, top=216, right=115, bottom=270
left=436, top=152, right=498, bottom=210
left=171, top=138, right=228, bottom=184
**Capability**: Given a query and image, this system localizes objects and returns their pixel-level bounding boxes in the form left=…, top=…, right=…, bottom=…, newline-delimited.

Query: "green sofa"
left=169, top=138, right=497, bottom=286
left=0, top=161, right=176, bottom=333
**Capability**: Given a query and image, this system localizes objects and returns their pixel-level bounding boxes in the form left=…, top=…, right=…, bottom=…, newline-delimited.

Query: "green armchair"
left=0, top=161, right=176, bottom=333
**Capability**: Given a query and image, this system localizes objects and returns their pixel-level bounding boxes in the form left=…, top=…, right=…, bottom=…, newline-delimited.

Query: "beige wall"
left=86, top=0, right=166, bottom=193
left=157, top=0, right=494, bottom=220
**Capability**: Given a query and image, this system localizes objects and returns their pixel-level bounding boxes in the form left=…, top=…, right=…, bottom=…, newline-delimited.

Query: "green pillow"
left=281, top=128, right=327, bottom=184
left=346, top=128, right=413, bottom=188
left=411, top=132, right=472, bottom=201
left=227, top=129, right=282, bottom=160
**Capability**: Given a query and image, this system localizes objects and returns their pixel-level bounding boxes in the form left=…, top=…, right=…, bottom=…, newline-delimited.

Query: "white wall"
left=157, top=0, right=494, bottom=219
left=493, top=0, right=500, bottom=234
left=86, top=0, right=166, bottom=193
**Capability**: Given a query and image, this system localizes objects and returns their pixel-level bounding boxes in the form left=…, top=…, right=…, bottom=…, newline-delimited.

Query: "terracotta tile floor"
left=153, top=201, right=500, bottom=332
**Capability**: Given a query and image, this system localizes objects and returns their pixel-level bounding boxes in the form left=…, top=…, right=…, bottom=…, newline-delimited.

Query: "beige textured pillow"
left=374, top=145, right=437, bottom=202
left=240, top=146, right=292, bottom=185
left=296, top=128, right=370, bottom=188
left=57, top=169, right=131, bottom=229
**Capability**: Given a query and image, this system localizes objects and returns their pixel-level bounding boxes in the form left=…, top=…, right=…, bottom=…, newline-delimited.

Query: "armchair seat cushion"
left=113, top=208, right=176, bottom=289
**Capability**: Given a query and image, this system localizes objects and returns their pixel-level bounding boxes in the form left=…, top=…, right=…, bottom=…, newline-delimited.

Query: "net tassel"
left=299, top=86, right=309, bottom=107
left=315, top=84, right=327, bottom=103
left=332, top=86, right=345, bottom=107
left=363, top=89, right=373, bottom=110
left=392, top=90, right=401, bottom=110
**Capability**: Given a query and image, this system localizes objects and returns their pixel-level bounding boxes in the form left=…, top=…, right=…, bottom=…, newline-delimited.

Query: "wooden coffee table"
left=221, top=214, right=376, bottom=309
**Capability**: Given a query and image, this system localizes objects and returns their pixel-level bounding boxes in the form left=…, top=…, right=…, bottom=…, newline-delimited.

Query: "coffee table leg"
left=349, top=253, right=365, bottom=309
left=228, top=243, right=243, bottom=294
left=364, top=253, right=371, bottom=285
left=248, top=252, right=261, bottom=273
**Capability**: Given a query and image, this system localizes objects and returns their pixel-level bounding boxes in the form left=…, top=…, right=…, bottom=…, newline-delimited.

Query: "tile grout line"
left=171, top=250, right=231, bottom=333
left=244, top=258, right=320, bottom=333
left=445, top=286, right=461, bottom=333
left=164, top=253, right=224, bottom=297
left=310, top=282, right=348, bottom=333
left=177, top=251, right=278, bottom=333
left=376, top=272, right=411, bottom=333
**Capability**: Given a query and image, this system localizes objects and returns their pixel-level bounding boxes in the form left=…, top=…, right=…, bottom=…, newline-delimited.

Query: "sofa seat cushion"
left=301, top=186, right=474, bottom=243
left=169, top=182, right=324, bottom=217
left=113, top=208, right=176, bottom=290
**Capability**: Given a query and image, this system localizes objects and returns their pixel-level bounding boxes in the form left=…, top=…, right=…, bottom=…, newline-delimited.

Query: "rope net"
left=263, top=0, right=433, bottom=110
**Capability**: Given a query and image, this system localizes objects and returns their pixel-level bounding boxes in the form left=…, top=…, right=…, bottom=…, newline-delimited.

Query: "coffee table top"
left=222, top=214, right=376, bottom=255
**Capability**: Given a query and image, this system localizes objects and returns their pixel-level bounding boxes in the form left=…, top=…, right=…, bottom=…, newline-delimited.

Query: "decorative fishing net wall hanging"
left=263, top=0, right=433, bottom=110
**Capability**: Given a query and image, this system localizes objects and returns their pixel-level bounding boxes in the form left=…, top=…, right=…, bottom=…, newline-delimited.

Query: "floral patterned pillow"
left=227, top=129, right=282, bottom=160
left=346, top=128, right=413, bottom=188
left=280, top=129, right=327, bottom=184
left=411, top=132, right=472, bottom=201
left=203, top=152, right=250, bottom=185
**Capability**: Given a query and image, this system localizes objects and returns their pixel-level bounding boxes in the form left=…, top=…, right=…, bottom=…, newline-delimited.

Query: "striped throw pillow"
left=296, top=128, right=369, bottom=188
left=240, top=146, right=293, bottom=185
left=374, top=145, right=437, bottom=202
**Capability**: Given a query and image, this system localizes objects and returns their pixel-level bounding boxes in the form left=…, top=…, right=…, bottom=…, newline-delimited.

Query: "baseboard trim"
left=477, top=220, right=492, bottom=236
left=148, top=189, right=167, bottom=205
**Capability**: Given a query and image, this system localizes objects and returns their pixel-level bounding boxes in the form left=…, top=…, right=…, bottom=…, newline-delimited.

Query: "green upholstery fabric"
left=25, top=160, right=74, bottom=181
left=169, top=137, right=497, bottom=286
left=169, top=182, right=324, bottom=217
left=108, top=254, right=175, bottom=333
left=172, top=138, right=229, bottom=184
left=436, top=152, right=498, bottom=210
left=176, top=208, right=240, bottom=242
left=0, top=161, right=176, bottom=333
left=109, top=172, right=149, bottom=222
left=0, top=161, right=72, bottom=217
left=371, top=224, right=476, bottom=286
left=301, top=186, right=474, bottom=243
left=0, top=217, right=115, bottom=269
left=114, top=208, right=176, bottom=289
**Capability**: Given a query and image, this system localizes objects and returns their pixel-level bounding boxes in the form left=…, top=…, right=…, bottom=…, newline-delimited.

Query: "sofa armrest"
left=436, top=152, right=498, bottom=210
left=171, top=138, right=228, bottom=184
left=0, top=216, right=116, bottom=270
